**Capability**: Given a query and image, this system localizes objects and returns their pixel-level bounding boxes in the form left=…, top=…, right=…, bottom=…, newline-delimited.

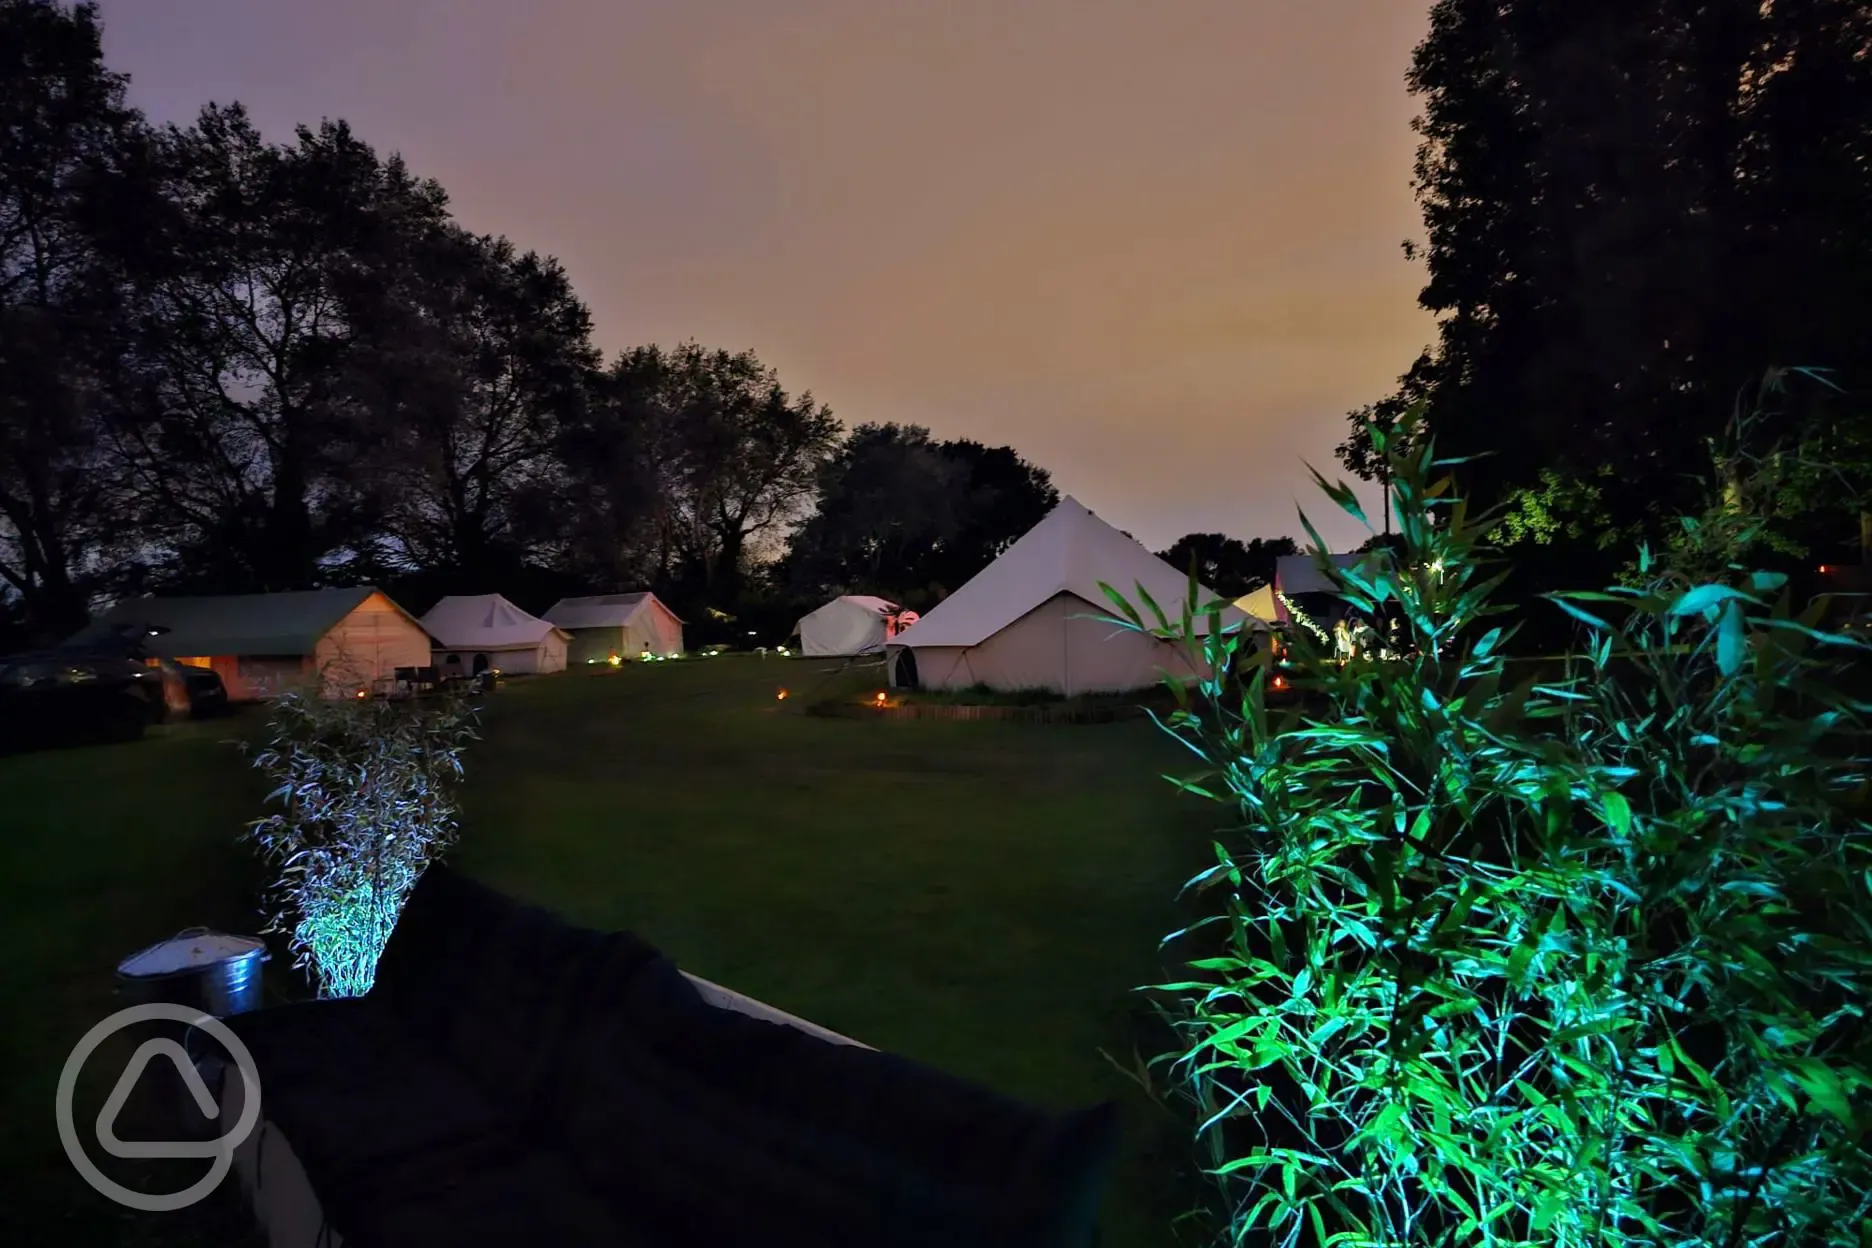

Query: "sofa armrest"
left=680, top=972, right=872, bottom=1050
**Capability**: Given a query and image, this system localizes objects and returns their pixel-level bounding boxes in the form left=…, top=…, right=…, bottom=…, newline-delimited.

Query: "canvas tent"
left=1233, top=583, right=1278, bottom=624
left=68, top=587, right=432, bottom=701
left=1269, top=553, right=1385, bottom=627
left=542, top=592, right=685, bottom=664
left=420, top=594, right=570, bottom=676
left=887, top=496, right=1252, bottom=696
left=794, top=596, right=902, bottom=657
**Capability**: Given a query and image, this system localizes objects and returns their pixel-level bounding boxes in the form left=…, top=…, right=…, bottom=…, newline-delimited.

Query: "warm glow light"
left=356, top=689, right=367, bottom=699
left=1273, top=675, right=1288, bottom=691
left=608, top=654, right=621, bottom=667
left=776, top=689, right=789, bottom=700
left=1820, top=564, right=1832, bottom=574
left=875, top=691, right=887, bottom=704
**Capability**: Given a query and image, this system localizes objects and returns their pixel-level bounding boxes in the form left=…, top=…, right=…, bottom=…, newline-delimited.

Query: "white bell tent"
left=887, top=496, right=1252, bottom=696
left=420, top=594, right=570, bottom=676
left=795, top=595, right=902, bottom=657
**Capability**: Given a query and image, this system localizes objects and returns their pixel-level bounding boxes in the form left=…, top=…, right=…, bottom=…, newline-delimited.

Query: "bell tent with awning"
left=420, top=594, right=570, bottom=676
left=887, top=496, right=1252, bottom=696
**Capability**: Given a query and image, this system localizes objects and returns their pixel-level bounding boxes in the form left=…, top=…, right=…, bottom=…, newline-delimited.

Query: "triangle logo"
left=94, top=1038, right=225, bottom=1160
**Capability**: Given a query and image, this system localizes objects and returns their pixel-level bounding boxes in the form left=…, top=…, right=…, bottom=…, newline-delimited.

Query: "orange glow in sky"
left=98, top=0, right=1433, bottom=551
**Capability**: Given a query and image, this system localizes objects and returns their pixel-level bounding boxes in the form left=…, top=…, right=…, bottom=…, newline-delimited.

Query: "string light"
left=1278, top=591, right=1330, bottom=645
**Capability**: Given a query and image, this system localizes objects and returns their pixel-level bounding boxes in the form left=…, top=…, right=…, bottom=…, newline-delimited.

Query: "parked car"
left=54, top=632, right=230, bottom=721
left=145, top=655, right=230, bottom=720
left=0, top=652, right=155, bottom=754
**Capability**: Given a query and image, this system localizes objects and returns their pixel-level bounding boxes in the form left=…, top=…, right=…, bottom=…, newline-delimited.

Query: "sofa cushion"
left=224, top=997, right=520, bottom=1232
left=372, top=865, right=671, bottom=1113
left=543, top=975, right=1120, bottom=1246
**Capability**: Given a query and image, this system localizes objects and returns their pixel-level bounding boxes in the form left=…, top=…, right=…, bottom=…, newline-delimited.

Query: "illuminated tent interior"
left=420, top=593, right=571, bottom=676
left=542, top=591, right=686, bottom=664
left=66, top=587, right=432, bottom=700
left=794, top=595, right=903, bottom=657
left=1233, top=583, right=1278, bottom=623
left=887, top=496, right=1251, bottom=696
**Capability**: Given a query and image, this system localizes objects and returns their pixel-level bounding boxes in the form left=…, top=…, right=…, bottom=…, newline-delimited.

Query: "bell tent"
left=420, top=594, right=570, bottom=677
left=795, top=596, right=902, bottom=657
left=887, top=496, right=1251, bottom=696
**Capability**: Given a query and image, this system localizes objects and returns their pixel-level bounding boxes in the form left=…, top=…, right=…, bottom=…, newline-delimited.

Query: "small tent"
left=542, top=592, right=685, bottom=664
left=887, top=496, right=1252, bottom=696
left=1233, top=583, right=1278, bottom=624
left=68, top=587, right=432, bottom=701
left=795, top=595, right=901, bottom=657
left=420, top=594, right=570, bottom=677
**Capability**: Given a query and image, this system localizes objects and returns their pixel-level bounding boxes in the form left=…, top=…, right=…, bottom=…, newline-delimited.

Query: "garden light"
left=1272, top=675, right=1288, bottom=691
left=874, top=691, right=887, bottom=707
left=356, top=689, right=367, bottom=700
left=776, top=689, right=788, bottom=700
left=608, top=654, right=621, bottom=667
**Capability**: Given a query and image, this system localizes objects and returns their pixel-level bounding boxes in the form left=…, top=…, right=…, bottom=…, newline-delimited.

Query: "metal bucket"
left=109, top=929, right=268, bottom=1141
left=116, top=927, right=269, bottom=1018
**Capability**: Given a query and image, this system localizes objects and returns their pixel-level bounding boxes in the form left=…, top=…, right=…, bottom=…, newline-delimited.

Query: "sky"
left=95, top=0, right=1435, bottom=554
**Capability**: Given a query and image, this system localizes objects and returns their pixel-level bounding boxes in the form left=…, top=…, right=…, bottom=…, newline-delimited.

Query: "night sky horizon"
left=94, top=0, right=1433, bottom=554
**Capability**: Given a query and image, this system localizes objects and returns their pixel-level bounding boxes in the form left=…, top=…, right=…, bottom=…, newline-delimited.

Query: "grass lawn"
left=0, top=655, right=1219, bottom=1245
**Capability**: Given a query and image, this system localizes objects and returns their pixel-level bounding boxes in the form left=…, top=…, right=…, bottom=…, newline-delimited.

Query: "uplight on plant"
left=1102, top=400, right=1872, bottom=1248
left=245, top=685, right=480, bottom=998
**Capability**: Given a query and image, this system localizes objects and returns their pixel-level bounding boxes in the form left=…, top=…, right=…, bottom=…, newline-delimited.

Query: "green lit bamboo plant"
left=1104, top=411, right=1872, bottom=1247
left=246, top=688, right=480, bottom=998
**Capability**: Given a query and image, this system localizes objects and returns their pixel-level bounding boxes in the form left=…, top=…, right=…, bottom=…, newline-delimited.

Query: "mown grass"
left=0, top=655, right=1218, bottom=1245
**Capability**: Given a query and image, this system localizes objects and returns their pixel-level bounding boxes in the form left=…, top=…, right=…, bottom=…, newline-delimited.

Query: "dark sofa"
left=222, top=865, right=1121, bottom=1246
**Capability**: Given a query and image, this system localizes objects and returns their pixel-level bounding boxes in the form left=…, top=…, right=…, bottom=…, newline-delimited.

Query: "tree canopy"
left=1342, top=0, right=1872, bottom=587
left=1155, top=533, right=1298, bottom=600
left=0, top=0, right=875, bottom=645
left=784, top=423, right=1059, bottom=607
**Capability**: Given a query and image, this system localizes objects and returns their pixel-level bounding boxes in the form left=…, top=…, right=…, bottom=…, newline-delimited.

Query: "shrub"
left=1105, top=413, right=1872, bottom=1247
left=245, top=689, right=480, bottom=998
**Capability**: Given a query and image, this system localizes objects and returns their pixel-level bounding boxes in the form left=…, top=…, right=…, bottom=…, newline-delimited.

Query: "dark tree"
left=784, top=428, right=1059, bottom=605
left=1157, top=533, right=1298, bottom=599
left=114, top=105, right=453, bottom=593
left=342, top=226, right=599, bottom=585
left=595, top=342, right=840, bottom=605
left=786, top=424, right=965, bottom=598
left=1343, top=0, right=1872, bottom=577
left=930, top=438, right=1059, bottom=595
left=0, top=0, right=146, bottom=639
left=784, top=423, right=965, bottom=601
left=550, top=361, right=667, bottom=591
